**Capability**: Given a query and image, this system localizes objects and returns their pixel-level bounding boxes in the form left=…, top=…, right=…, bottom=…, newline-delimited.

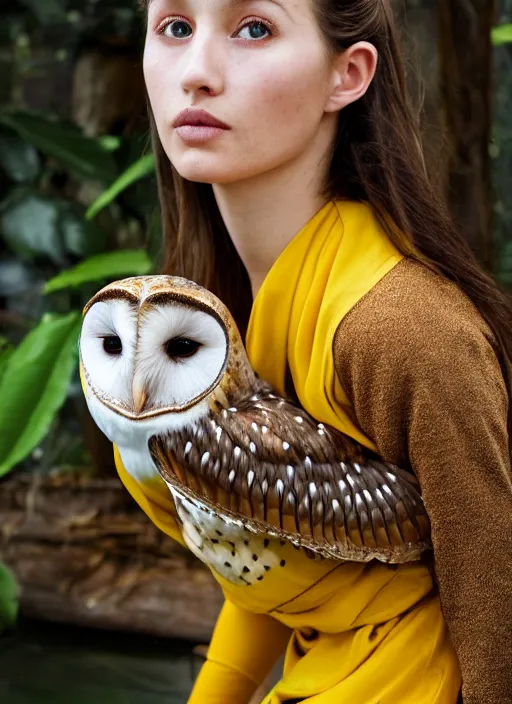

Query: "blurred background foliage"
left=0, top=1, right=511, bottom=694
left=0, top=0, right=158, bottom=488
left=493, top=5, right=512, bottom=285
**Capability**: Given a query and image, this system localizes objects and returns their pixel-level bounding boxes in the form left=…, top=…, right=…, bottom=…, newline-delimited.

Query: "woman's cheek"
left=144, top=49, right=174, bottom=120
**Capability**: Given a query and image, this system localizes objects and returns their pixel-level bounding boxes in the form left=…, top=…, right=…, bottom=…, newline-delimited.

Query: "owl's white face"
left=80, top=297, right=228, bottom=419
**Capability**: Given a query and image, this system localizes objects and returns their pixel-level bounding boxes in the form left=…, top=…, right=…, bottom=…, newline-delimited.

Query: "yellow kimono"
left=115, top=200, right=462, bottom=703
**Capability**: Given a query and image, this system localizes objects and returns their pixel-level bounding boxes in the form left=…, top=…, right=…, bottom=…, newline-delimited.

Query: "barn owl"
left=79, top=275, right=431, bottom=586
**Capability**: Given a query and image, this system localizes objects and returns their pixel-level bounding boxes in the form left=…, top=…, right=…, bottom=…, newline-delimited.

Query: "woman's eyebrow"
left=147, top=0, right=290, bottom=16
left=231, top=0, right=289, bottom=12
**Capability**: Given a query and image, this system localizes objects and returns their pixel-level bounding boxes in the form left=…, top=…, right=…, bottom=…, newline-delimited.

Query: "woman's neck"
left=213, top=137, right=333, bottom=299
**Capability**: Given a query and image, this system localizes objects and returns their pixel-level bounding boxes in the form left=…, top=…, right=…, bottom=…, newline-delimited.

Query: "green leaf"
left=0, top=312, right=81, bottom=477
left=0, top=112, right=117, bottom=183
left=492, top=24, right=512, bottom=46
left=0, top=563, right=18, bottom=632
left=86, top=154, right=155, bottom=220
left=0, top=258, right=40, bottom=296
left=58, top=202, right=107, bottom=257
left=0, top=338, right=14, bottom=388
left=44, top=250, right=153, bottom=294
left=98, top=135, right=122, bottom=153
left=1, top=192, right=108, bottom=262
left=1, top=192, right=64, bottom=262
left=0, top=127, right=40, bottom=182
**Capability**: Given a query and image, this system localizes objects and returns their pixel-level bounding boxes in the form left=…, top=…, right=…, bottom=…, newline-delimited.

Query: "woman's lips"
left=175, top=124, right=228, bottom=145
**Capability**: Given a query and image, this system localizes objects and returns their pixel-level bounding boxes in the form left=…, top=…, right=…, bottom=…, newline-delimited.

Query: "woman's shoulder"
left=333, top=257, right=501, bottom=381
left=338, top=257, right=497, bottom=353
left=332, top=257, right=508, bottom=462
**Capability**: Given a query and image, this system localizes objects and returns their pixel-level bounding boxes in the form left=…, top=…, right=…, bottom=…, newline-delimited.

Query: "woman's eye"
left=103, top=336, right=122, bottom=355
left=160, top=18, right=272, bottom=41
left=162, top=20, right=192, bottom=39
left=165, top=337, right=202, bottom=359
left=237, top=21, right=272, bottom=41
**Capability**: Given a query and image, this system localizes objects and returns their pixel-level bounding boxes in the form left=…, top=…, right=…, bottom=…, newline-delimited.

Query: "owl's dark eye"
left=165, top=337, right=201, bottom=359
left=103, top=336, right=122, bottom=355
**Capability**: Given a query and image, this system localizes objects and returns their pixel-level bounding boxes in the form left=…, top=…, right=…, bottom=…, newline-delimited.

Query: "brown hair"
left=142, top=0, right=512, bottom=442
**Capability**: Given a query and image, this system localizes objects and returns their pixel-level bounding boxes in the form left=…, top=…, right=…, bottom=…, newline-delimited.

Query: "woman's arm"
left=333, top=261, right=512, bottom=704
left=188, top=599, right=291, bottom=704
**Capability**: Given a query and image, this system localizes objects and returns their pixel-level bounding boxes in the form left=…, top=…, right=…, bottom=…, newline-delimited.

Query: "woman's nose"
left=180, top=31, right=224, bottom=96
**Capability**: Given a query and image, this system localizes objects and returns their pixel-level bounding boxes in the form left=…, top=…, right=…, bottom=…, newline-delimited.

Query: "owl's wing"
left=150, top=389, right=431, bottom=563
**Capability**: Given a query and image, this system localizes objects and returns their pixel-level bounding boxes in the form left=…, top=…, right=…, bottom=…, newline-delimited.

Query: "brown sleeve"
left=333, top=259, right=512, bottom=704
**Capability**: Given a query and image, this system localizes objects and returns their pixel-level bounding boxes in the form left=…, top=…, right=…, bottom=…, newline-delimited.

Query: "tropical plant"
left=0, top=109, right=157, bottom=478
left=492, top=23, right=512, bottom=45
left=491, top=16, right=512, bottom=286
left=0, top=562, right=17, bottom=634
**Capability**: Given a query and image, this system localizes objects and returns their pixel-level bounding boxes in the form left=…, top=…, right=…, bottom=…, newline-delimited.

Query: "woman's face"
left=144, top=0, right=337, bottom=185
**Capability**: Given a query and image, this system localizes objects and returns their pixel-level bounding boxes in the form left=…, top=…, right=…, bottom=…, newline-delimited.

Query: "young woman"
left=123, top=0, right=512, bottom=701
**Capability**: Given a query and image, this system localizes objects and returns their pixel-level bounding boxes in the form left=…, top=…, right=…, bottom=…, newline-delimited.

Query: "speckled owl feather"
left=150, top=383, right=430, bottom=563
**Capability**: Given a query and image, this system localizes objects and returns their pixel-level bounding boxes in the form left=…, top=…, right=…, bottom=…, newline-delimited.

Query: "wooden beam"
left=392, top=1, right=444, bottom=186
left=437, top=0, right=496, bottom=268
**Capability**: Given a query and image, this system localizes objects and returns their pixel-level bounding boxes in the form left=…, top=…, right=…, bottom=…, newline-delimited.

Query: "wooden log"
left=0, top=470, right=283, bottom=700
left=0, top=469, right=223, bottom=642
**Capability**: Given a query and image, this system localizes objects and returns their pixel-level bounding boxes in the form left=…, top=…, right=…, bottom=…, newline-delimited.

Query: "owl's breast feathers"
left=150, top=385, right=431, bottom=564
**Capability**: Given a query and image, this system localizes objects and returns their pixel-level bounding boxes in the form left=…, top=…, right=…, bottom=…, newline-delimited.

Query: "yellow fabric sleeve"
left=113, top=445, right=187, bottom=549
left=112, top=446, right=291, bottom=700
left=188, top=599, right=291, bottom=704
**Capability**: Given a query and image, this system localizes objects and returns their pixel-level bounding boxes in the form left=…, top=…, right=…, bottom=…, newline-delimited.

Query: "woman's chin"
left=172, top=160, right=246, bottom=186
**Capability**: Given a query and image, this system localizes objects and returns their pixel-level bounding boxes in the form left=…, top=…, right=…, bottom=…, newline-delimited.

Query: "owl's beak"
left=132, top=379, right=148, bottom=414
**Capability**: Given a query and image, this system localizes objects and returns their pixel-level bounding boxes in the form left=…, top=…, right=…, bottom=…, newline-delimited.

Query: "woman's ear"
left=325, top=42, right=378, bottom=113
